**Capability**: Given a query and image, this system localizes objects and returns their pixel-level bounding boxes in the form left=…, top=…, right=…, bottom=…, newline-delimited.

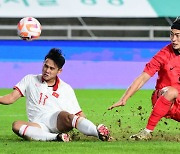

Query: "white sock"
left=72, top=115, right=98, bottom=137
left=145, top=128, right=153, bottom=133
left=19, top=125, right=58, bottom=141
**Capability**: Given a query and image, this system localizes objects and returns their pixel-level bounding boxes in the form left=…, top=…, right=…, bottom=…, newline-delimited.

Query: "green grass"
left=0, top=89, right=179, bottom=154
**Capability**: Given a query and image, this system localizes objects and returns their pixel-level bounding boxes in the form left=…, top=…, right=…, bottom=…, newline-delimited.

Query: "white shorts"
left=33, top=111, right=60, bottom=133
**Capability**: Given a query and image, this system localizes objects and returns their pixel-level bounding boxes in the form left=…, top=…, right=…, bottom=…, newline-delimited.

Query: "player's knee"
left=12, top=121, right=21, bottom=134
left=57, top=111, right=73, bottom=132
left=65, top=114, right=74, bottom=127
left=163, top=86, right=178, bottom=100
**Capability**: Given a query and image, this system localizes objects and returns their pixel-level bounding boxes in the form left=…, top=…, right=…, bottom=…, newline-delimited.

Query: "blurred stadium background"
left=0, top=0, right=180, bottom=89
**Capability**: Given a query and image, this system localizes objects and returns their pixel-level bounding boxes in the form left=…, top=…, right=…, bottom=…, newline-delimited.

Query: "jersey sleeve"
left=68, top=86, right=82, bottom=114
left=13, top=75, right=31, bottom=97
left=143, top=47, right=168, bottom=77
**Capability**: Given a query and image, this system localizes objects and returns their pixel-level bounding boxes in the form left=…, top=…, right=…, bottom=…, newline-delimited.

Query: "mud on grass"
left=76, top=89, right=180, bottom=142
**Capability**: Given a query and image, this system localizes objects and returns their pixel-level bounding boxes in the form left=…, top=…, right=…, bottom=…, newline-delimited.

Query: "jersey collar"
left=174, top=49, right=180, bottom=55
left=53, top=76, right=60, bottom=91
left=41, top=76, right=60, bottom=91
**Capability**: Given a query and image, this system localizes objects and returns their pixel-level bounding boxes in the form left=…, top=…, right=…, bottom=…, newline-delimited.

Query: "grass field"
left=0, top=89, right=179, bottom=154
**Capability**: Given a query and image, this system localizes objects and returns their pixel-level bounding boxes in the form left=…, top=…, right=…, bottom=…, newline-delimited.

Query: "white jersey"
left=14, top=74, right=82, bottom=122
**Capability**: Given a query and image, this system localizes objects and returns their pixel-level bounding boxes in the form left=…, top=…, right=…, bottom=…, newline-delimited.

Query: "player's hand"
left=108, top=99, right=126, bottom=110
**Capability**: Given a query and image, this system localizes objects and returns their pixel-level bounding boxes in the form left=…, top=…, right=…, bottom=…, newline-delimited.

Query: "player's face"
left=170, top=29, right=180, bottom=51
left=42, top=58, right=62, bottom=83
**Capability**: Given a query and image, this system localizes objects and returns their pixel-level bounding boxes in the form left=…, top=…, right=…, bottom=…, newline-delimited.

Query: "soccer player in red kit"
left=108, top=17, right=180, bottom=140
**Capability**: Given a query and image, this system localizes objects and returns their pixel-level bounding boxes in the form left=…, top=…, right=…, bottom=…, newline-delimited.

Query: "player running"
left=0, top=48, right=110, bottom=142
left=108, top=17, right=180, bottom=140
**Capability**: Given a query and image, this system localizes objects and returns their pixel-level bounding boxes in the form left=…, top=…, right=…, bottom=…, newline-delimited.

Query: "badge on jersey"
left=52, top=92, right=59, bottom=98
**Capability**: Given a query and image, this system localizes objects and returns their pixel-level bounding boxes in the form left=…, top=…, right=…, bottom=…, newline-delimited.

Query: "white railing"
left=0, top=25, right=170, bottom=40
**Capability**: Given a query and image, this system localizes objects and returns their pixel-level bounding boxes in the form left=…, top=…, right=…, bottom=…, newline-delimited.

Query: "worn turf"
left=0, top=89, right=179, bottom=154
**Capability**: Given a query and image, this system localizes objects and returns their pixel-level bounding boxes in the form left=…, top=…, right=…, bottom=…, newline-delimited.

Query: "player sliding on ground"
left=108, top=17, right=180, bottom=140
left=0, top=48, right=110, bottom=142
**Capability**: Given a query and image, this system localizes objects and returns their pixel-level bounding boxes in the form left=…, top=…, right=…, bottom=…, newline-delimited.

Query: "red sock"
left=146, top=96, right=172, bottom=131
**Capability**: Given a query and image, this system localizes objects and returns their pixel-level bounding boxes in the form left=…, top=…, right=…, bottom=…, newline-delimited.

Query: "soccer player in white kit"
left=0, top=48, right=110, bottom=142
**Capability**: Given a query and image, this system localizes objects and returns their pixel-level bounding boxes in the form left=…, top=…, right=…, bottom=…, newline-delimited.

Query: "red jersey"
left=144, top=43, right=180, bottom=92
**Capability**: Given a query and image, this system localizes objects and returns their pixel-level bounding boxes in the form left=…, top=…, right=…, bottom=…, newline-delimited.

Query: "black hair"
left=45, top=48, right=65, bottom=69
left=171, top=17, right=180, bottom=30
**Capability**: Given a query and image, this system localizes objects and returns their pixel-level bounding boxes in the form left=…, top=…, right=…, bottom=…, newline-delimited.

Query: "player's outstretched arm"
left=0, top=89, right=22, bottom=105
left=108, top=72, right=151, bottom=110
left=108, top=99, right=126, bottom=110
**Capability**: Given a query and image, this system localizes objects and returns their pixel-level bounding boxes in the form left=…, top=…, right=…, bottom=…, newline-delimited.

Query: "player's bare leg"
left=12, top=120, right=41, bottom=136
left=12, top=120, right=69, bottom=142
left=57, top=111, right=110, bottom=141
